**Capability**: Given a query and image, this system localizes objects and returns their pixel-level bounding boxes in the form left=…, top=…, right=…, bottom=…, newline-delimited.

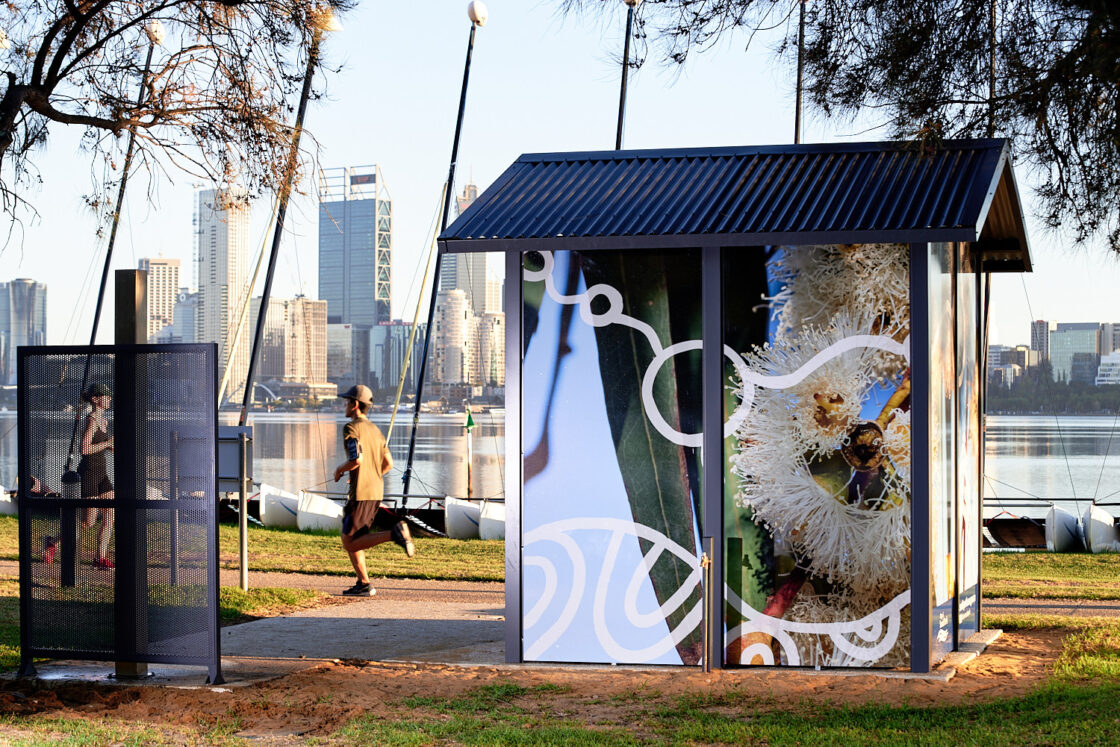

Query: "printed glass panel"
left=725, top=244, right=912, bottom=668
left=521, top=249, right=703, bottom=665
left=956, top=245, right=980, bottom=637
left=929, top=242, right=957, bottom=660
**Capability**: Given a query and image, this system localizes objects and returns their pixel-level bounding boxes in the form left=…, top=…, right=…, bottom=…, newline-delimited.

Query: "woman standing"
left=79, top=382, right=115, bottom=568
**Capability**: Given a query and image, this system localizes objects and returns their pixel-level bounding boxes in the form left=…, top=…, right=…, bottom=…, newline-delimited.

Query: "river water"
left=984, top=415, right=1120, bottom=519
left=3, top=411, right=1119, bottom=517
left=0, top=409, right=506, bottom=502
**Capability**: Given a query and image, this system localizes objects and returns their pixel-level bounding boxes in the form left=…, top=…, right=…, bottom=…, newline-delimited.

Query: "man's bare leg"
left=341, top=531, right=392, bottom=584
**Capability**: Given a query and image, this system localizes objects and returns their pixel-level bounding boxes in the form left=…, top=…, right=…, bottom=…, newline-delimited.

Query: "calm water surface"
left=4, top=411, right=1119, bottom=515
left=0, top=409, right=506, bottom=501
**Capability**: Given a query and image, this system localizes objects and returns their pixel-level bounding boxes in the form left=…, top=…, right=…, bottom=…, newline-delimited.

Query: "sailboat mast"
left=401, top=6, right=486, bottom=497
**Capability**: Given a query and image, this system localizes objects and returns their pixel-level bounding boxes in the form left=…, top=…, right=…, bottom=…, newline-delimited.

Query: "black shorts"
left=342, top=499, right=381, bottom=539
left=81, top=474, right=112, bottom=498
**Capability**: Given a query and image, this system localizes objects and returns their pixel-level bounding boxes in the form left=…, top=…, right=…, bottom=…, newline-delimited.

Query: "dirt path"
left=0, top=628, right=1069, bottom=743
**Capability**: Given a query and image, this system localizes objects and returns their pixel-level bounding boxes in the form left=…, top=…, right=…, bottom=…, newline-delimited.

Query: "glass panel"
left=725, top=244, right=912, bottom=668
left=956, top=245, right=980, bottom=637
left=929, top=242, right=956, bottom=660
left=521, top=248, right=703, bottom=665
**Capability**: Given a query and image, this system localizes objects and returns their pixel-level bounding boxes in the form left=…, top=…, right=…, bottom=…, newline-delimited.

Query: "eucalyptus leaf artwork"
left=579, top=251, right=703, bottom=665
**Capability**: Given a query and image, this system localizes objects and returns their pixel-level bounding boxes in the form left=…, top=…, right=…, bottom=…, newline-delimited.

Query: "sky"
left=2, top=0, right=1118, bottom=348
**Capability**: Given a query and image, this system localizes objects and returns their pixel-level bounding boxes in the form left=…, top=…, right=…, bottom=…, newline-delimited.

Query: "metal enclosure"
left=17, top=344, right=221, bottom=683
left=439, top=140, right=1032, bottom=673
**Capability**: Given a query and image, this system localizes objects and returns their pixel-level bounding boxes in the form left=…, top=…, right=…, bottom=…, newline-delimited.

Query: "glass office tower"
left=318, top=166, right=392, bottom=328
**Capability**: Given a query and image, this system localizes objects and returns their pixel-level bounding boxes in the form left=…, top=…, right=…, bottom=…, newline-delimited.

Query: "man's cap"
left=339, top=384, right=373, bottom=406
left=82, top=383, right=111, bottom=400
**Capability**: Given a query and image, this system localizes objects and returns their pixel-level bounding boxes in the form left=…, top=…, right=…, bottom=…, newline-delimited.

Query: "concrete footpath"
left=1, top=561, right=506, bottom=687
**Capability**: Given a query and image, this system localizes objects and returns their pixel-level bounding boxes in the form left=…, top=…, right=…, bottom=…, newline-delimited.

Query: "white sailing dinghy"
left=478, top=499, right=505, bottom=540
left=297, top=490, right=344, bottom=532
left=258, top=482, right=300, bottom=529
left=445, top=496, right=481, bottom=539
left=1082, top=503, right=1120, bottom=553
left=1045, top=505, right=1083, bottom=552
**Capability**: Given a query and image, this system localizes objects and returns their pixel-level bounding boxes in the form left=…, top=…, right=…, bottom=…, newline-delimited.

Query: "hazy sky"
left=2, top=0, right=1117, bottom=348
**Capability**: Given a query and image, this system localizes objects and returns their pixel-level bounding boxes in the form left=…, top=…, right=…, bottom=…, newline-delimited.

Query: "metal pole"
left=402, top=21, right=479, bottom=498
left=170, top=430, right=179, bottom=586
left=794, top=0, right=806, bottom=144
left=238, top=31, right=322, bottom=427
left=988, top=0, right=996, bottom=138
left=615, top=6, right=634, bottom=150
left=239, top=432, right=249, bottom=592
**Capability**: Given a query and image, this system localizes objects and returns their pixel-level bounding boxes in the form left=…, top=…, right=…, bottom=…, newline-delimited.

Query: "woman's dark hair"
left=82, top=383, right=112, bottom=403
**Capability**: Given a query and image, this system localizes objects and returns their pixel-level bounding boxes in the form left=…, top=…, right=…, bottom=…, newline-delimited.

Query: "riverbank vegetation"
left=987, top=362, right=1120, bottom=415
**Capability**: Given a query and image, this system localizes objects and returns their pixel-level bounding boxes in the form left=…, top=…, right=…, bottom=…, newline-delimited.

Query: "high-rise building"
left=1049, top=322, right=1100, bottom=383
left=0, top=279, right=47, bottom=386
left=439, top=182, right=503, bottom=315
left=1096, top=352, right=1120, bottom=385
left=249, top=296, right=328, bottom=385
left=196, top=187, right=251, bottom=401
left=327, top=323, right=373, bottom=390
left=986, top=344, right=1013, bottom=368
left=1030, top=320, right=1050, bottom=360
left=138, top=257, right=180, bottom=342
left=433, top=289, right=477, bottom=385
left=1009, top=345, right=1038, bottom=369
left=477, top=312, right=505, bottom=386
left=1099, top=323, right=1120, bottom=355
left=318, top=165, right=392, bottom=327
left=371, top=320, right=424, bottom=392
left=159, top=288, right=198, bottom=344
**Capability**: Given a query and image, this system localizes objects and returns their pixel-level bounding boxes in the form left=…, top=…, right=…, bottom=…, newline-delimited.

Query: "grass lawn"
left=0, top=515, right=504, bottom=582
left=983, top=551, right=1120, bottom=600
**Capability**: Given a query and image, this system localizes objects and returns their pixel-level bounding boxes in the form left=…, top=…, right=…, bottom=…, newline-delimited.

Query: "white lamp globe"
left=468, top=1, right=489, bottom=27
left=144, top=20, right=166, bottom=46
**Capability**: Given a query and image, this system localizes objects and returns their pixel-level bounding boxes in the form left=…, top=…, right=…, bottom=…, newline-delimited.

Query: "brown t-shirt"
left=342, top=415, right=393, bottom=502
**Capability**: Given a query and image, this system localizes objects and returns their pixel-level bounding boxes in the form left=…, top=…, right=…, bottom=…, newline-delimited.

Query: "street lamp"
left=615, top=0, right=642, bottom=150
left=63, top=19, right=166, bottom=490
left=402, top=1, right=488, bottom=498
left=240, top=6, right=342, bottom=426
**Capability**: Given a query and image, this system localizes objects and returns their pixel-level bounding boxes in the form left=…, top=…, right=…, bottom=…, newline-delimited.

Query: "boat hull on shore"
left=1045, top=505, right=1083, bottom=552
left=1083, top=504, right=1120, bottom=553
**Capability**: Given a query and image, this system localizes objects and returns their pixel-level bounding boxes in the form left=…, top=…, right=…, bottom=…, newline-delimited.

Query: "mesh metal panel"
left=18, top=344, right=219, bottom=680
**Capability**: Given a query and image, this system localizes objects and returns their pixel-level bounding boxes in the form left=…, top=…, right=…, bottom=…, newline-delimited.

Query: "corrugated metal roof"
left=439, top=140, right=1030, bottom=265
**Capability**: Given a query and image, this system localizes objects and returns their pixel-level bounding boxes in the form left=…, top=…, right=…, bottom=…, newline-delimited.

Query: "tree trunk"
left=0, top=81, right=30, bottom=162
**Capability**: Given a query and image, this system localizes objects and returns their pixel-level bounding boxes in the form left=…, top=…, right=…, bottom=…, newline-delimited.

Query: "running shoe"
left=342, top=581, right=375, bottom=596
left=96, top=557, right=115, bottom=569
left=392, top=521, right=416, bottom=557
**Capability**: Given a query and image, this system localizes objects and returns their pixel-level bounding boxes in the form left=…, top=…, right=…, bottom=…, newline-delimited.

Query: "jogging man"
left=333, top=384, right=415, bottom=596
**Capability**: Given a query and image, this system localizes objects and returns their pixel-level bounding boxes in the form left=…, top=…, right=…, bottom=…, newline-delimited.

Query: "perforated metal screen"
left=17, top=344, right=220, bottom=681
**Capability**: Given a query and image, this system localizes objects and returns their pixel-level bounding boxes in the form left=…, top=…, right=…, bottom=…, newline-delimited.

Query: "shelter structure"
left=439, top=140, right=1031, bottom=672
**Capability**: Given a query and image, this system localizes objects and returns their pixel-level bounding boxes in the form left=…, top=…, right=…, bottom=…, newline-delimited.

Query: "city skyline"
left=2, top=2, right=1118, bottom=353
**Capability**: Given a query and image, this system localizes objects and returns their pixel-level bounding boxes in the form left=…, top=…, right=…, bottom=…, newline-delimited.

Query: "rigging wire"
left=216, top=196, right=280, bottom=405
left=1014, top=274, right=1081, bottom=514
left=386, top=184, right=447, bottom=444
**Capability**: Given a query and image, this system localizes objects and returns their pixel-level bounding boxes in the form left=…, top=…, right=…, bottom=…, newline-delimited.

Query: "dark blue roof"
left=439, top=140, right=1030, bottom=267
